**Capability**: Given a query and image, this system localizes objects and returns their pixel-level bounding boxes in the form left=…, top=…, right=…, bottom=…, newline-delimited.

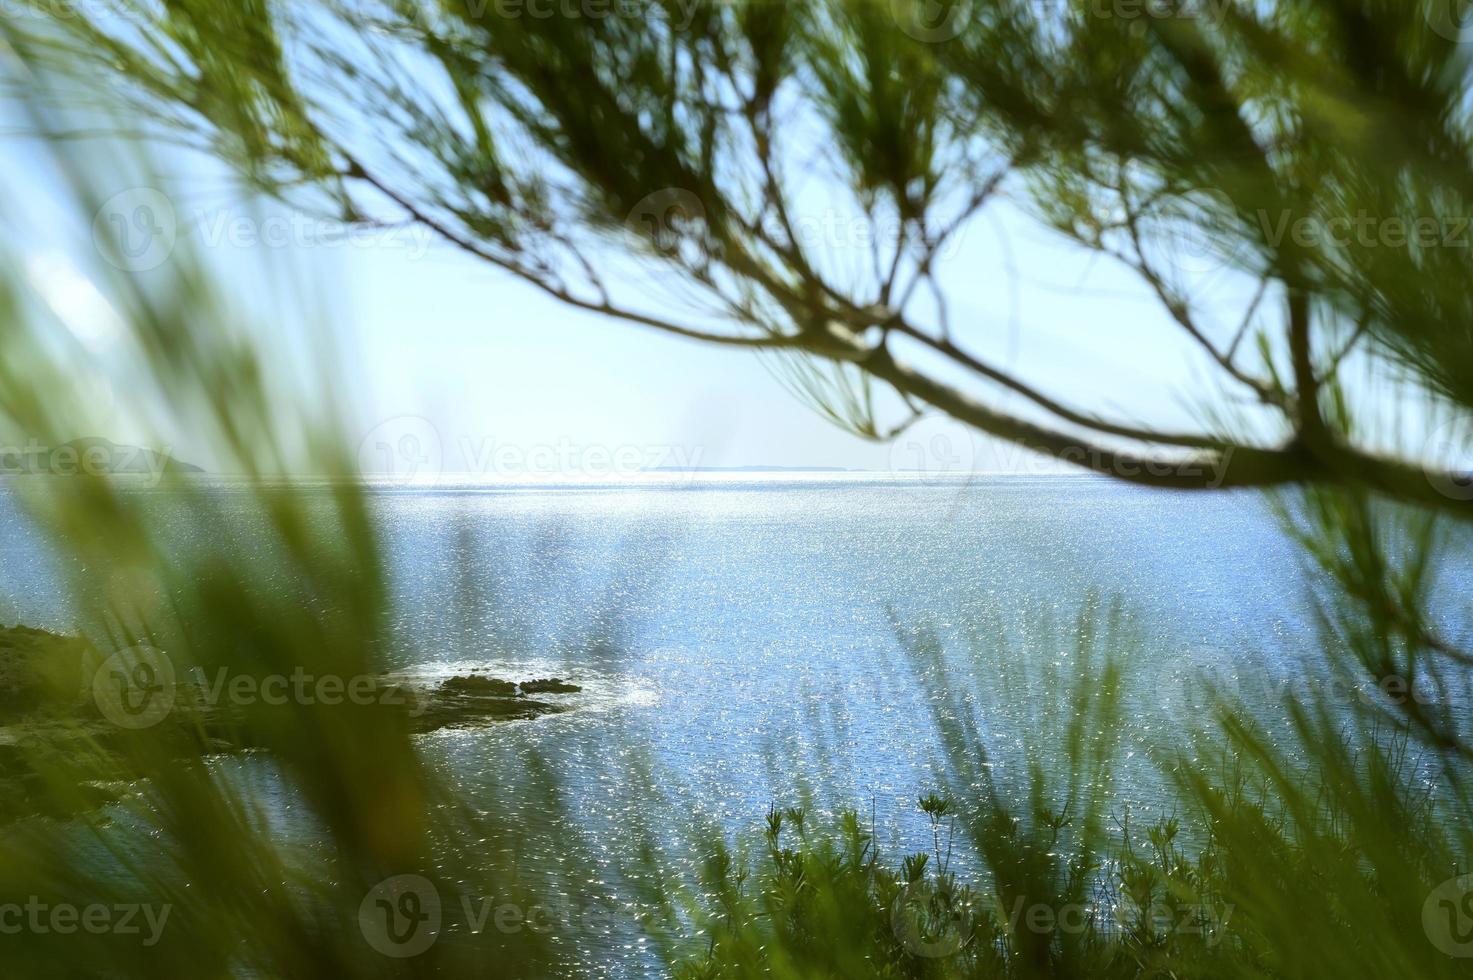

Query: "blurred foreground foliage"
left=0, top=138, right=569, bottom=974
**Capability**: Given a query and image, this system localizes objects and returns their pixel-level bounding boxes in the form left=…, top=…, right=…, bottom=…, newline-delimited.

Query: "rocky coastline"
left=0, top=625, right=581, bottom=823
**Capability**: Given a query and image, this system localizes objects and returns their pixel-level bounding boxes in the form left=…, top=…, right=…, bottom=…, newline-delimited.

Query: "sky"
left=4, top=126, right=1273, bottom=480
left=298, top=195, right=1234, bottom=480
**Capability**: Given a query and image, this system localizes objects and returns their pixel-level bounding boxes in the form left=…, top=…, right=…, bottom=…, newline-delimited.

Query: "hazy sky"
left=328, top=202, right=1231, bottom=478
left=10, top=133, right=1270, bottom=479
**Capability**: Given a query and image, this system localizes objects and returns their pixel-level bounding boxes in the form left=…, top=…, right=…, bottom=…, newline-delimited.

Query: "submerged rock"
left=519, top=678, right=581, bottom=694
left=412, top=673, right=566, bottom=730
left=440, top=674, right=518, bottom=696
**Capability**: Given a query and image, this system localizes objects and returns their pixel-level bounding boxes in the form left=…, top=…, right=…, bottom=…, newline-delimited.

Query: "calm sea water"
left=2, top=476, right=1467, bottom=973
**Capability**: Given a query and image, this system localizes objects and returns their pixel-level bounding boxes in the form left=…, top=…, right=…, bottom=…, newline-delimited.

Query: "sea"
left=1, top=474, right=1467, bottom=974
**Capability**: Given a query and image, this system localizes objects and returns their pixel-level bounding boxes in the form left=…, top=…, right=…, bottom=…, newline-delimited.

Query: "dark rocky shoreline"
left=0, top=625, right=581, bottom=823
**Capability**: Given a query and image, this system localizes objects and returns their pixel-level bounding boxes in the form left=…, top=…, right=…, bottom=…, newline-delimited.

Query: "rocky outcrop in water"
left=518, top=677, right=582, bottom=694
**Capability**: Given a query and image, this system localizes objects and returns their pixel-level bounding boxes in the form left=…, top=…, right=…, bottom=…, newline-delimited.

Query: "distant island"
left=645, top=465, right=855, bottom=473
left=0, top=437, right=203, bottom=476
